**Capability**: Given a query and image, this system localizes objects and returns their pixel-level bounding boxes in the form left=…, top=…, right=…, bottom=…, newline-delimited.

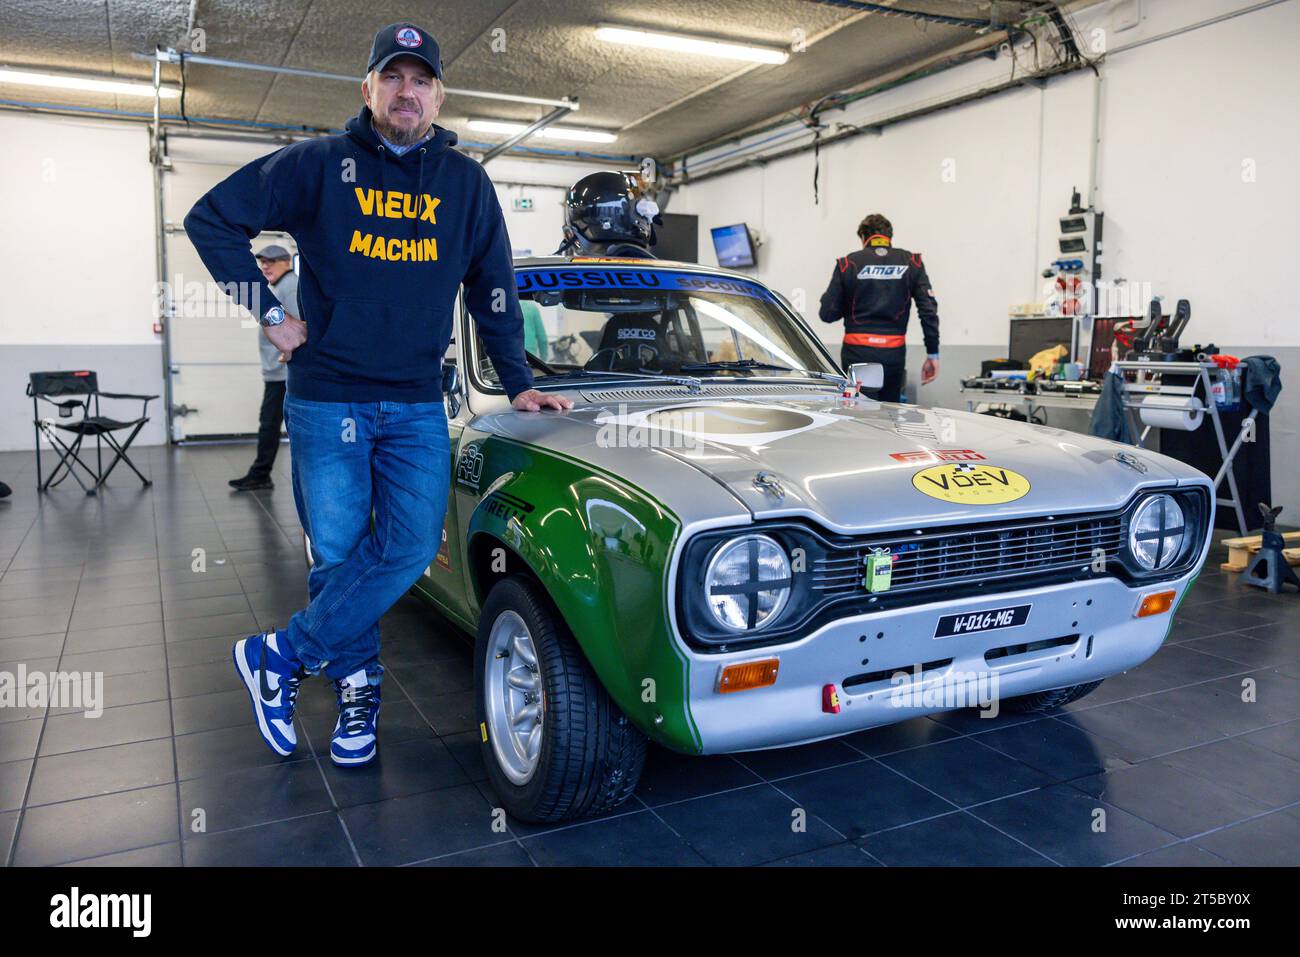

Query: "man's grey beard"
left=372, top=110, right=431, bottom=147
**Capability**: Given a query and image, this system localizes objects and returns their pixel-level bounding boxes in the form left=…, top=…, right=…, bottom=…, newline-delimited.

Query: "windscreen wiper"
left=679, top=359, right=848, bottom=386
left=678, top=359, right=794, bottom=373
left=524, top=350, right=559, bottom=375
left=535, top=367, right=704, bottom=392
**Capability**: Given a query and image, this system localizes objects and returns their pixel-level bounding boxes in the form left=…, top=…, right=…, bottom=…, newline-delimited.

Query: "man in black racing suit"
left=818, top=213, right=940, bottom=402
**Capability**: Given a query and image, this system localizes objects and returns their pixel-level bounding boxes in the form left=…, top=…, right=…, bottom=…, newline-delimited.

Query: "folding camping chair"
left=27, top=370, right=158, bottom=496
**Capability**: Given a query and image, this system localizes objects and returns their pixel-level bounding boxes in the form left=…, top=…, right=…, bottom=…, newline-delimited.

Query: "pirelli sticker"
left=911, top=463, right=1031, bottom=505
left=890, top=449, right=985, bottom=464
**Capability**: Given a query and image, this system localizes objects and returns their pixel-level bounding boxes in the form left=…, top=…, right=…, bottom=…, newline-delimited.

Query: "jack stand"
left=1239, top=504, right=1300, bottom=594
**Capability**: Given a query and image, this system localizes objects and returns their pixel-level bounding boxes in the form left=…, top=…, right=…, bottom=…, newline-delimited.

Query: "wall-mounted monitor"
left=710, top=223, right=756, bottom=269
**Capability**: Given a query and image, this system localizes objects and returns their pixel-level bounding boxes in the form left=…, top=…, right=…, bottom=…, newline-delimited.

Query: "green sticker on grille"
left=863, top=550, right=893, bottom=593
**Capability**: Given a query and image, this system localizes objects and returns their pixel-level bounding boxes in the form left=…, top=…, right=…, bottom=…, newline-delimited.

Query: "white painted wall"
left=675, top=0, right=1300, bottom=351
left=0, top=113, right=157, bottom=347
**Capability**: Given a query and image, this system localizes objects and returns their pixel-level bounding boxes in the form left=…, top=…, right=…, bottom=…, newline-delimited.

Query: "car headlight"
left=1129, top=494, right=1186, bottom=570
left=703, top=534, right=792, bottom=632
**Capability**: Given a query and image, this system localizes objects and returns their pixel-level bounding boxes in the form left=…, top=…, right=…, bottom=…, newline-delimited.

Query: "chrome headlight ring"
left=1129, top=493, right=1187, bottom=571
left=703, top=534, right=793, bottom=632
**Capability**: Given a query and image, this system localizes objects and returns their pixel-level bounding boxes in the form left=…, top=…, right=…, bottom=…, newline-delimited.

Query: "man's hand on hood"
left=511, top=389, right=573, bottom=412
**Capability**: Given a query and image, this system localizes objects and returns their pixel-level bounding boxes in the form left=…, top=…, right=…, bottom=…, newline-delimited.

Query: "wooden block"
left=1221, top=542, right=1254, bottom=572
left=1221, top=545, right=1300, bottom=572
left=1220, top=530, right=1300, bottom=549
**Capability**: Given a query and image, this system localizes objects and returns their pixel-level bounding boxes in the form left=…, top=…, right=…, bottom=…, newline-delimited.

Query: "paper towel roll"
left=1139, top=394, right=1204, bottom=431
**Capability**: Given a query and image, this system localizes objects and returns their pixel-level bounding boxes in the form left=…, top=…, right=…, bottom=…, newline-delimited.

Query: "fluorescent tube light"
left=594, top=26, right=789, bottom=64
left=0, top=67, right=180, bottom=98
left=467, top=119, right=618, bottom=144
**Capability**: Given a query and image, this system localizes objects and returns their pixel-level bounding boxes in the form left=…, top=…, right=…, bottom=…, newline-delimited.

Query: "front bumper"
left=682, top=573, right=1192, bottom=754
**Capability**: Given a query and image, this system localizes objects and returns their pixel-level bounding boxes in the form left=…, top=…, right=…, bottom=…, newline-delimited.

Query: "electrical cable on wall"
left=179, top=52, right=190, bottom=126
left=802, top=93, right=844, bottom=205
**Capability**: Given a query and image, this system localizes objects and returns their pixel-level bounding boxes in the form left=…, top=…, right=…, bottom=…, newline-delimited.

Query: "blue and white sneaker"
left=330, top=669, right=380, bottom=767
left=233, top=631, right=305, bottom=757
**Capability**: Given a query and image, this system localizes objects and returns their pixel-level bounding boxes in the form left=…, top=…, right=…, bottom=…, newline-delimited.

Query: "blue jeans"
left=280, top=395, right=450, bottom=683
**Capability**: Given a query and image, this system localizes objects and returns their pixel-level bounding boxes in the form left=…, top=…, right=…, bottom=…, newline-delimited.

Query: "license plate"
left=934, top=604, right=1031, bottom=638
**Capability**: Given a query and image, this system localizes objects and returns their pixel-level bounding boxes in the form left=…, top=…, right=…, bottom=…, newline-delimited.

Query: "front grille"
left=812, top=513, right=1126, bottom=598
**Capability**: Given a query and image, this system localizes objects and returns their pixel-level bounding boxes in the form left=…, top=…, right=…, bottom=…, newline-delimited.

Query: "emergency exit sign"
left=512, top=197, right=535, bottom=211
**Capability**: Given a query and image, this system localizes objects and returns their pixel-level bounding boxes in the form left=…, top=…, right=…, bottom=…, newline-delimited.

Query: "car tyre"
left=475, top=573, right=647, bottom=823
left=1000, top=680, right=1104, bottom=714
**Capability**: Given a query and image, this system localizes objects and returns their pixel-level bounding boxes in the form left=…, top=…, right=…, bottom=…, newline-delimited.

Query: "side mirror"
left=442, top=363, right=462, bottom=418
left=848, top=362, right=884, bottom=391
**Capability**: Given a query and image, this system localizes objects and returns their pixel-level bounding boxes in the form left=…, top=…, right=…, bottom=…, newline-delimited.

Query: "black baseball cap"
left=367, top=23, right=443, bottom=78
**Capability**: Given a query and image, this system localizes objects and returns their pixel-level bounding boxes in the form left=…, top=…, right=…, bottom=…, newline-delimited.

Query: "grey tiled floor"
left=0, top=444, right=1297, bottom=866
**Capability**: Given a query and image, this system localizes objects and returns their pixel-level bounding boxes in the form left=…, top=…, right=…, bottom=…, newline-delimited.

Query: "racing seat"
left=27, top=370, right=157, bottom=496
left=588, top=314, right=666, bottom=371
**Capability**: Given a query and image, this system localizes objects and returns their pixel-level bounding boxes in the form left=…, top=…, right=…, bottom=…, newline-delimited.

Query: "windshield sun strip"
left=468, top=270, right=844, bottom=393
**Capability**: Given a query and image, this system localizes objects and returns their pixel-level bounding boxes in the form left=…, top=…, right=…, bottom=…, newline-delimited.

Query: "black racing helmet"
left=563, top=171, right=654, bottom=249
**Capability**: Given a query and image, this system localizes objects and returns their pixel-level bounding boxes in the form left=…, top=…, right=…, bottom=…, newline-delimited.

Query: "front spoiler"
left=681, top=573, right=1193, bottom=754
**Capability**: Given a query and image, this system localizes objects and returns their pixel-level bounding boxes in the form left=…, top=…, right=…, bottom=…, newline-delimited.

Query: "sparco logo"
left=50, top=887, right=152, bottom=937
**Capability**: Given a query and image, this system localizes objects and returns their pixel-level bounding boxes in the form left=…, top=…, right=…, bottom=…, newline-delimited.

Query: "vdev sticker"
left=912, top=462, right=1030, bottom=505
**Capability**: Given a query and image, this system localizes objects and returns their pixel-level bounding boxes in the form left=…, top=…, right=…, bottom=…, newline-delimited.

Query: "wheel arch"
left=462, top=451, right=701, bottom=754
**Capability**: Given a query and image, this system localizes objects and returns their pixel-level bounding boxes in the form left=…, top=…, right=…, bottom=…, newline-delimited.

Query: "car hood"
left=474, top=387, right=1198, bottom=534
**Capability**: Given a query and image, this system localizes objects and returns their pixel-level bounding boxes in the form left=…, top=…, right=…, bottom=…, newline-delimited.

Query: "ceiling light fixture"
left=594, top=26, right=789, bottom=65
left=0, top=67, right=179, bottom=98
left=467, top=119, right=617, bottom=144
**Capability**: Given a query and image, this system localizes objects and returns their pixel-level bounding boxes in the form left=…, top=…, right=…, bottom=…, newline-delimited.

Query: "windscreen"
left=474, top=267, right=837, bottom=388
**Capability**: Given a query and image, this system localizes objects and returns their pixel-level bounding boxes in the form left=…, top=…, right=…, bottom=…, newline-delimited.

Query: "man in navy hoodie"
left=186, top=22, right=571, bottom=768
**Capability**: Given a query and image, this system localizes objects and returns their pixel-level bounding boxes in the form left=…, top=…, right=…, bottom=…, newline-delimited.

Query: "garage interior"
left=0, top=0, right=1297, bottom=869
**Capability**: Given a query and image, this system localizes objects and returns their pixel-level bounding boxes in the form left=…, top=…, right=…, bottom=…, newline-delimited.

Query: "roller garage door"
left=162, top=132, right=299, bottom=441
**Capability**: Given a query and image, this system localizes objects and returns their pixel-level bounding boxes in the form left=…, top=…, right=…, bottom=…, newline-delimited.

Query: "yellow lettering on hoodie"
left=349, top=230, right=373, bottom=256
left=421, top=196, right=440, bottom=224
left=402, top=194, right=418, bottom=219
left=369, top=239, right=387, bottom=260
left=354, top=188, right=376, bottom=216
left=387, top=238, right=402, bottom=259
left=384, top=191, right=401, bottom=217
left=421, top=237, right=438, bottom=260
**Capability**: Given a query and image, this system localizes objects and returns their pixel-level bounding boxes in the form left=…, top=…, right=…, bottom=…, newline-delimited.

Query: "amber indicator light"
left=1136, top=590, right=1176, bottom=617
left=717, top=658, right=780, bottom=693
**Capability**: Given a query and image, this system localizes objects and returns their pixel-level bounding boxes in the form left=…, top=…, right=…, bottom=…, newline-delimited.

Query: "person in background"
left=521, top=298, right=548, bottom=362
left=229, top=244, right=297, bottom=491
left=818, top=213, right=940, bottom=402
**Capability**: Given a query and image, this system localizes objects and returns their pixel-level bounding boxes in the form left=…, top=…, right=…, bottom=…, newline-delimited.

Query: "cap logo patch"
left=395, top=27, right=423, bottom=48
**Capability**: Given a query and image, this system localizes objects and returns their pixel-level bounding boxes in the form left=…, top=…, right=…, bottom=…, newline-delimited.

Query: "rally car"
left=372, top=256, right=1212, bottom=823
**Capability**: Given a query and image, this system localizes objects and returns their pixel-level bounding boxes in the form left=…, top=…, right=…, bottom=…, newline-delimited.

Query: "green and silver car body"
left=411, top=256, right=1214, bottom=756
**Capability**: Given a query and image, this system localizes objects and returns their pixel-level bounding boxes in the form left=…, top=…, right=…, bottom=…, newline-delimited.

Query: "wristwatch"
left=260, top=305, right=286, bottom=327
